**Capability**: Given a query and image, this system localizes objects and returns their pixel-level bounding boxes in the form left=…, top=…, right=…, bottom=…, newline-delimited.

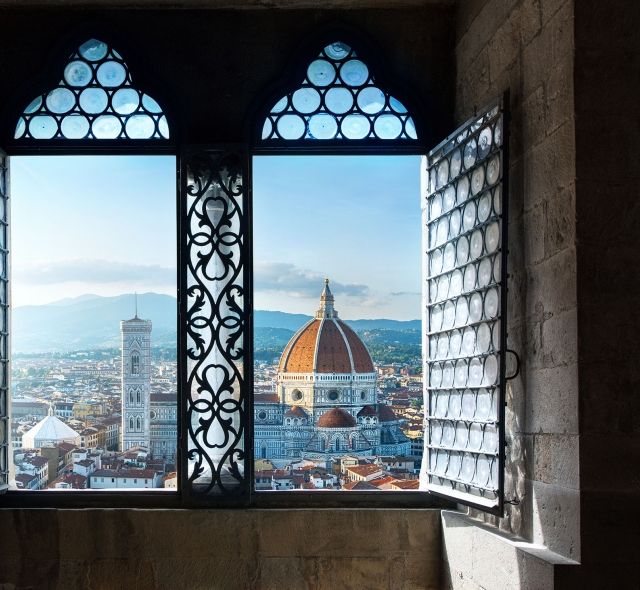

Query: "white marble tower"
left=121, top=299, right=152, bottom=451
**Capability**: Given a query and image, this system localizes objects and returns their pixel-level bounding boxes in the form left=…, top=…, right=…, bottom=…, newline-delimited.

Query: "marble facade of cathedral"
left=254, top=281, right=410, bottom=461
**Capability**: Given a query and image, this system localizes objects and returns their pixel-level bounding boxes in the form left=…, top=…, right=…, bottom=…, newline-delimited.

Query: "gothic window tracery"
left=261, top=41, right=417, bottom=141
left=15, top=39, right=169, bottom=140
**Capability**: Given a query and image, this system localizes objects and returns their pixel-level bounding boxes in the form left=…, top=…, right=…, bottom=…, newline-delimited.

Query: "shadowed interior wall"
left=569, top=1, right=640, bottom=587
left=0, top=509, right=441, bottom=589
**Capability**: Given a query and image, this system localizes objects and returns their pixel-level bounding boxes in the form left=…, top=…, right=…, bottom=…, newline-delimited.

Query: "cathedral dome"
left=316, top=408, right=357, bottom=428
left=278, top=280, right=374, bottom=374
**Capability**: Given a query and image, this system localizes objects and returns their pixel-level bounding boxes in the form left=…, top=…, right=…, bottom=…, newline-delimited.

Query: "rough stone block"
left=521, top=85, right=546, bottom=151
left=520, top=0, right=542, bottom=47
left=532, top=433, right=579, bottom=489
left=522, top=0, right=574, bottom=97
left=523, top=203, right=546, bottom=265
left=529, top=479, right=580, bottom=560
left=256, top=557, right=316, bottom=590
left=545, top=60, right=574, bottom=136
left=525, top=363, right=579, bottom=434
left=315, top=557, right=391, bottom=590
left=522, top=121, right=575, bottom=213
left=540, top=308, right=577, bottom=368
left=526, top=246, right=577, bottom=319
left=544, top=184, right=575, bottom=258
left=487, top=8, right=520, bottom=81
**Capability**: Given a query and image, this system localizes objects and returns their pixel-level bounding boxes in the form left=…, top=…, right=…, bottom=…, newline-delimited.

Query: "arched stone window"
left=15, top=39, right=169, bottom=141
left=261, top=41, right=417, bottom=142
left=131, top=354, right=140, bottom=375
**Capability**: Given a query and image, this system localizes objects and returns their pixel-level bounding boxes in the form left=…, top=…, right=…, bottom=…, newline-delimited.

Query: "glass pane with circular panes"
left=424, top=99, right=507, bottom=512
left=262, top=41, right=417, bottom=141
left=15, top=39, right=169, bottom=140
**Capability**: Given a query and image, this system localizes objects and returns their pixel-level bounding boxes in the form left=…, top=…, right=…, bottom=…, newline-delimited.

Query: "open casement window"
left=0, top=150, right=7, bottom=494
left=421, top=96, right=509, bottom=515
left=181, top=147, right=250, bottom=502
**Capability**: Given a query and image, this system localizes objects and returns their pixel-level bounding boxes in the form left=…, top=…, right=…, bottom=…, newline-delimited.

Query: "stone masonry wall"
left=445, top=0, right=578, bottom=586
left=0, top=509, right=441, bottom=589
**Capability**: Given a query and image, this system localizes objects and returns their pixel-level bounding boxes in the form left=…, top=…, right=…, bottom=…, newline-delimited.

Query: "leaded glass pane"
left=183, top=149, right=247, bottom=497
left=422, top=98, right=508, bottom=513
left=0, top=150, right=8, bottom=493
left=15, top=39, right=169, bottom=140
left=262, top=41, right=417, bottom=141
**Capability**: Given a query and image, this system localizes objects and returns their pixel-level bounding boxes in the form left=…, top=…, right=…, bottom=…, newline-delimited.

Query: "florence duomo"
left=254, top=280, right=411, bottom=463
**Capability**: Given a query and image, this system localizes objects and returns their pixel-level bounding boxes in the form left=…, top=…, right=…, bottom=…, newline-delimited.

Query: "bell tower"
left=120, top=296, right=152, bottom=451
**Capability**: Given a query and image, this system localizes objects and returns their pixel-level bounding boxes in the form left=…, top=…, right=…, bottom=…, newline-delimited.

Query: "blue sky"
left=11, top=156, right=177, bottom=306
left=253, top=156, right=421, bottom=319
left=11, top=155, right=421, bottom=320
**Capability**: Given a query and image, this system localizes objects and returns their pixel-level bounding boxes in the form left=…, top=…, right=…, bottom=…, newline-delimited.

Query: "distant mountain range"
left=12, top=293, right=420, bottom=353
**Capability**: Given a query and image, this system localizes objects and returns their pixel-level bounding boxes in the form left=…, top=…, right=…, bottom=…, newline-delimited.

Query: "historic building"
left=149, top=393, right=178, bottom=460
left=254, top=281, right=410, bottom=461
left=121, top=310, right=176, bottom=459
left=120, top=312, right=152, bottom=451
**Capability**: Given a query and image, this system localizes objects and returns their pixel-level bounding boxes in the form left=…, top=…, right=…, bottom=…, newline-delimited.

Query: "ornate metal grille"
left=15, top=39, right=169, bottom=140
left=422, top=98, right=508, bottom=513
left=0, top=150, right=8, bottom=493
left=183, top=148, right=248, bottom=497
left=261, top=41, right=417, bottom=141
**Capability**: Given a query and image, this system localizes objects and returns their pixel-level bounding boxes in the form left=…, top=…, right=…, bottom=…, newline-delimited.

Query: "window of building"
left=0, top=31, right=508, bottom=513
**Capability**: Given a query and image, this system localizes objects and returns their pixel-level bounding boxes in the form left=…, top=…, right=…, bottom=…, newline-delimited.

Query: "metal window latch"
left=504, top=497, right=520, bottom=506
left=505, top=349, right=520, bottom=381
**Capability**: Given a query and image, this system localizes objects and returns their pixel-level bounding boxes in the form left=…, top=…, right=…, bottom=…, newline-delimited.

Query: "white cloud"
left=13, top=259, right=176, bottom=286
left=254, top=262, right=370, bottom=299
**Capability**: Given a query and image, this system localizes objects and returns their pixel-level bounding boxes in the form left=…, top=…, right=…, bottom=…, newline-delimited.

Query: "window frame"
left=0, top=28, right=458, bottom=511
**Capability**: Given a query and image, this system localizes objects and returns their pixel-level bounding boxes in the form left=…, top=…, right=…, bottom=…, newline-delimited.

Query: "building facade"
left=254, top=281, right=410, bottom=461
left=120, top=314, right=152, bottom=451
left=149, top=393, right=177, bottom=460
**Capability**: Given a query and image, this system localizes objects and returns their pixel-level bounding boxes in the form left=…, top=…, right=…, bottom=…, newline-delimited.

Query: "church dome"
left=357, top=405, right=377, bottom=417
left=284, top=406, right=308, bottom=418
left=377, top=404, right=399, bottom=422
left=22, top=413, right=80, bottom=449
left=278, top=280, right=374, bottom=374
left=316, top=408, right=357, bottom=428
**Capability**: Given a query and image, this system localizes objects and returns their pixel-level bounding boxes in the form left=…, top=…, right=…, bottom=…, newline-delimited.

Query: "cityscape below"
left=10, top=286, right=424, bottom=492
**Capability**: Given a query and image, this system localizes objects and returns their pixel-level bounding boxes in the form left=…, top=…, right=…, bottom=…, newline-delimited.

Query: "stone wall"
left=445, top=0, right=579, bottom=586
left=0, top=509, right=441, bottom=589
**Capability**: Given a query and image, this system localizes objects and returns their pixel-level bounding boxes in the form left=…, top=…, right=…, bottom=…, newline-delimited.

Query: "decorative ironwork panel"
left=183, top=148, right=248, bottom=497
left=15, top=39, right=169, bottom=140
left=261, top=41, right=417, bottom=141
left=0, top=150, right=8, bottom=493
left=422, top=98, right=508, bottom=513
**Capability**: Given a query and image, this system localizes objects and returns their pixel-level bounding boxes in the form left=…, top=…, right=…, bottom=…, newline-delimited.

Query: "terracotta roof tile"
left=315, top=320, right=352, bottom=373
left=279, top=320, right=321, bottom=372
left=317, top=408, right=356, bottom=428
left=338, top=321, right=374, bottom=372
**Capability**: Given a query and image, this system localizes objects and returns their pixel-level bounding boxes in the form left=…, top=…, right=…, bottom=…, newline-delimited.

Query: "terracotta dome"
left=357, top=405, right=377, bottom=417
left=284, top=406, right=307, bottom=418
left=316, top=408, right=357, bottom=428
left=377, top=404, right=398, bottom=422
left=278, top=280, right=374, bottom=374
